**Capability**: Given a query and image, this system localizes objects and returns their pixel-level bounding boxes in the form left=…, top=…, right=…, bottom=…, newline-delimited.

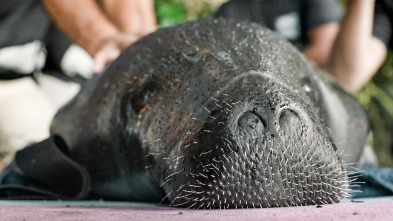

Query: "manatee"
left=0, top=19, right=368, bottom=209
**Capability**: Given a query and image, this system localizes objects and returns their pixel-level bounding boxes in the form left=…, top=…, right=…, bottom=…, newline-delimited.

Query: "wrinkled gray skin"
left=50, top=19, right=367, bottom=208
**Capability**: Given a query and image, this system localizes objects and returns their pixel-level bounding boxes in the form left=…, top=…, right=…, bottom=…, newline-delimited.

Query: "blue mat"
left=349, top=167, right=393, bottom=198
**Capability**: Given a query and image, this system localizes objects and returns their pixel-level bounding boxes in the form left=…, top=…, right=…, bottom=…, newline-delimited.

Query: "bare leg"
left=0, top=78, right=56, bottom=168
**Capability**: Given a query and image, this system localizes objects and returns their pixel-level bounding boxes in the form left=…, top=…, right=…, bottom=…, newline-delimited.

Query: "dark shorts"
left=0, top=0, right=71, bottom=74
left=374, top=0, right=393, bottom=49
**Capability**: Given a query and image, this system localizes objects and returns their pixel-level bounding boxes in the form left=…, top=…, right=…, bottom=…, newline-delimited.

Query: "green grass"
left=155, top=0, right=187, bottom=27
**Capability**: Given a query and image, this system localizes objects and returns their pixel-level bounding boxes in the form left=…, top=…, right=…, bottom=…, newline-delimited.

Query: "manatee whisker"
left=159, top=191, right=172, bottom=205
left=199, top=150, right=213, bottom=156
left=159, top=178, right=172, bottom=188
left=172, top=199, right=192, bottom=207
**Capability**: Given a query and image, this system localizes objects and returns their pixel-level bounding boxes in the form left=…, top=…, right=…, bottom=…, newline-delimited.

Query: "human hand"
left=93, top=34, right=138, bottom=74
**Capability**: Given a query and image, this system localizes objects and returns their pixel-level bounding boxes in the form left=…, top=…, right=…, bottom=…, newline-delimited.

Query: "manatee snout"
left=162, top=78, right=349, bottom=209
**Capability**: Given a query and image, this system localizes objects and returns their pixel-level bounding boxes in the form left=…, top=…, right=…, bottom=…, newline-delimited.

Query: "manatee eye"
left=120, top=81, right=158, bottom=122
left=300, top=76, right=319, bottom=103
left=300, top=76, right=313, bottom=92
left=130, top=81, right=158, bottom=114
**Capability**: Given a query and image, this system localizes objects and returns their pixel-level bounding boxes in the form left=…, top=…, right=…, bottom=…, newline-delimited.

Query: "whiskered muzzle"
left=163, top=121, right=350, bottom=209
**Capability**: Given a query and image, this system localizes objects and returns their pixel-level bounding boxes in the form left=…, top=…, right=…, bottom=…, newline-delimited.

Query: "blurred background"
left=154, top=0, right=393, bottom=166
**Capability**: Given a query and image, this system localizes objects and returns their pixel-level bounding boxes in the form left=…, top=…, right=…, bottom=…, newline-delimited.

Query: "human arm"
left=300, top=0, right=342, bottom=68
left=41, top=0, right=121, bottom=59
left=41, top=0, right=156, bottom=74
left=93, top=0, right=157, bottom=73
left=328, top=0, right=388, bottom=93
left=302, top=23, right=340, bottom=68
left=101, top=0, right=157, bottom=36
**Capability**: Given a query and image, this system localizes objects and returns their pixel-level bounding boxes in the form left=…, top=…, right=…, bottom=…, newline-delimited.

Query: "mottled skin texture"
left=8, top=19, right=368, bottom=208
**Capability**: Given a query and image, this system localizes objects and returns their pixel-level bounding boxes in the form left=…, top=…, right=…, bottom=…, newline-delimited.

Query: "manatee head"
left=158, top=72, right=348, bottom=209
left=120, top=19, right=351, bottom=209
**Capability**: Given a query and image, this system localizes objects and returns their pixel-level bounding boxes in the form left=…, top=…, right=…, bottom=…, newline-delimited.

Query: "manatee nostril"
left=278, top=109, right=302, bottom=134
left=238, top=111, right=265, bottom=131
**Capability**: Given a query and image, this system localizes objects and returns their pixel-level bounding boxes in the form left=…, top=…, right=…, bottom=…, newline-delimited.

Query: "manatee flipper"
left=314, top=71, right=369, bottom=165
left=0, top=136, right=90, bottom=199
